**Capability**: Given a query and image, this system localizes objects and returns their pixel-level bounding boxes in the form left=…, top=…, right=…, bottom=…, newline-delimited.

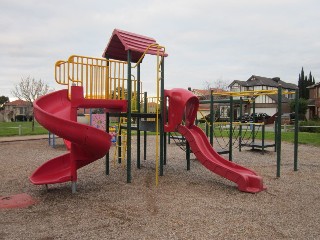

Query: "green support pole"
left=274, top=117, right=277, bottom=152
left=239, top=97, right=243, bottom=152
left=252, top=99, right=256, bottom=150
left=118, top=116, right=122, bottom=164
left=294, top=88, right=299, bottom=171
left=127, top=50, right=132, bottom=183
left=205, top=122, right=209, bottom=136
left=105, top=57, right=110, bottom=175
left=105, top=112, right=110, bottom=175
left=276, top=85, right=282, bottom=177
left=262, top=123, right=265, bottom=155
left=210, top=91, right=214, bottom=145
left=186, top=142, right=190, bottom=171
left=160, top=57, right=165, bottom=176
left=186, top=87, right=191, bottom=170
left=137, top=63, right=141, bottom=169
left=164, top=132, right=167, bottom=165
left=143, top=92, right=147, bottom=160
left=229, top=96, right=233, bottom=161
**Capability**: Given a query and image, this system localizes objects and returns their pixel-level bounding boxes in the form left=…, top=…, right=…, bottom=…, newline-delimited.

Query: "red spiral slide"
left=30, top=86, right=126, bottom=190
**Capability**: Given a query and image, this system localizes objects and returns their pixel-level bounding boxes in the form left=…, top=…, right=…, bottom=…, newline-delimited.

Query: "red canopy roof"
left=102, top=29, right=168, bottom=63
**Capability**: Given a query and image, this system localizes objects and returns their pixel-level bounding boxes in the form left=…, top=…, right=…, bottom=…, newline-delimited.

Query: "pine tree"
left=298, top=67, right=316, bottom=99
left=298, top=67, right=305, bottom=98
left=304, top=76, right=308, bottom=99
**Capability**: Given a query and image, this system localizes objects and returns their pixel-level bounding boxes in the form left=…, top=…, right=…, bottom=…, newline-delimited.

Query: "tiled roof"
left=192, top=88, right=225, bottom=96
left=4, top=99, right=31, bottom=106
left=229, top=75, right=297, bottom=90
left=307, top=82, right=320, bottom=89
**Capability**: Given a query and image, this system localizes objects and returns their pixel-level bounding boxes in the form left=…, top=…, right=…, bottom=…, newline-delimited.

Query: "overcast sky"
left=1, top=0, right=319, bottom=99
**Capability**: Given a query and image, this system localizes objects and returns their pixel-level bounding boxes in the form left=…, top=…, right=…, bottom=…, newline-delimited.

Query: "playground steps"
left=113, top=117, right=128, bottom=166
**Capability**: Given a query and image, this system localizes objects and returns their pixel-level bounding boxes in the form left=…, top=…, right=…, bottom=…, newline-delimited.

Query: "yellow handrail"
left=54, top=55, right=131, bottom=100
left=55, top=60, right=69, bottom=85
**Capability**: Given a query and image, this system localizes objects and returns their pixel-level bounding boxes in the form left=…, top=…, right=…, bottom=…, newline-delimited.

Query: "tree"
left=298, top=67, right=316, bottom=99
left=0, top=96, right=9, bottom=110
left=289, top=98, right=308, bottom=120
left=11, top=76, right=50, bottom=130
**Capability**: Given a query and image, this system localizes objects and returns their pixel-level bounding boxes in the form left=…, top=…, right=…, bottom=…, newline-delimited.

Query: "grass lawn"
left=205, top=127, right=320, bottom=147
left=0, top=121, right=48, bottom=136
left=1, top=121, right=319, bottom=147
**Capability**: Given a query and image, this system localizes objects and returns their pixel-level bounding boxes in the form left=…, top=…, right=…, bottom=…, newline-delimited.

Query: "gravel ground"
left=1, top=136, right=320, bottom=239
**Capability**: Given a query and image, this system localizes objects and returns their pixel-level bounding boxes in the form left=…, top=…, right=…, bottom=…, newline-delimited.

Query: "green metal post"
left=105, top=57, right=110, bottom=175
left=118, top=116, right=122, bottom=164
left=160, top=57, right=165, bottom=176
left=294, top=88, right=299, bottom=171
left=127, top=50, right=132, bottom=183
left=239, top=97, right=243, bottom=152
left=205, top=122, right=209, bottom=136
left=164, top=132, right=167, bottom=165
left=105, top=112, right=110, bottom=175
left=186, top=87, right=191, bottom=170
left=276, top=85, right=282, bottom=177
left=229, top=96, right=233, bottom=161
left=262, top=123, right=265, bottom=155
left=252, top=98, right=256, bottom=150
left=137, top=63, right=141, bottom=169
left=210, top=91, right=214, bottom=145
left=143, top=92, right=147, bottom=160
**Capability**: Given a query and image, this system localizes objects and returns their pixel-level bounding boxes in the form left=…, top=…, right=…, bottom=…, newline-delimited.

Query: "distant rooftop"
left=229, top=75, right=297, bottom=90
left=4, top=99, right=31, bottom=106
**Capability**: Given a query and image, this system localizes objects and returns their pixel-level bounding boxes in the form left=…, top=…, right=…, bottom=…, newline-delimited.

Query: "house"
left=192, top=88, right=230, bottom=121
left=2, top=100, right=33, bottom=122
left=307, top=82, right=320, bottom=119
left=229, top=75, right=297, bottom=117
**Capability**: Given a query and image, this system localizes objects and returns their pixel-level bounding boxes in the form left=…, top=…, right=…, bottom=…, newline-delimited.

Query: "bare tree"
left=201, top=79, right=231, bottom=100
left=11, top=76, right=50, bottom=131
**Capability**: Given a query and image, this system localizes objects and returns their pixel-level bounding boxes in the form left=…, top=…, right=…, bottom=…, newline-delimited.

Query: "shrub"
left=299, top=120, right=320, bottom=133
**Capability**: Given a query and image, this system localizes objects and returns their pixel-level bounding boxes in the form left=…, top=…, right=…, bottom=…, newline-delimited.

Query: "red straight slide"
left=164, top=88, right=265, bottom=193
left=178, top=124, right=266, bottom=193
left=30, top=86, right=126, bottom=188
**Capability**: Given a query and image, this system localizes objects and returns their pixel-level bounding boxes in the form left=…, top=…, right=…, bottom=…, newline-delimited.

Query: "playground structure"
left=30, top=29, right=270, bottom=193
left=194, top=88, right=300, bottom=177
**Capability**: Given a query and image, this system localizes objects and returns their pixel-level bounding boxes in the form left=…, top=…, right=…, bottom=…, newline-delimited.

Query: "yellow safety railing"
left=55, top=60, right=68, bottom=85
left=68, top=55, right=128, bottom=99
left=55, top=55, right=136, bottom=100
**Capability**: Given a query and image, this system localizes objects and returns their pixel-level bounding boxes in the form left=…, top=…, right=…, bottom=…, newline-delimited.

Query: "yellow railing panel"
left=55, top=55, right=130, bottom=100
